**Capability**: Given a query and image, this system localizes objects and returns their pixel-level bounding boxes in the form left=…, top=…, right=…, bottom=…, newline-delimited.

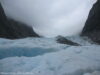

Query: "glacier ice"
left=0, top=36, right=100, bottom=75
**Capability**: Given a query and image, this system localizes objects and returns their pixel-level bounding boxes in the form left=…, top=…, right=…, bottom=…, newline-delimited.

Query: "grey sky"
left=1, top=0, right=97, bottom=37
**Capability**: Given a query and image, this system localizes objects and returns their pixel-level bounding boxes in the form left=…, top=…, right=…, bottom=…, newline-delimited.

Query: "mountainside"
left=0, top=3, right=39, bottom=39
left=82, top=0, right=100, bottom=44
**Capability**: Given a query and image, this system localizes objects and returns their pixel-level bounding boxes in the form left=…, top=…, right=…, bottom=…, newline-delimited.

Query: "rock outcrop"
left=56, top=36, right=80, bottom=46
left=82, top=0, right=100, bottom=44
left=0, top=3, right=39, bottom=39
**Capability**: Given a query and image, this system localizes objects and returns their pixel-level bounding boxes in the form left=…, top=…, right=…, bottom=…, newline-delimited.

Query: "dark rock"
left=0, top=3, right=39, bottom=39
left=56, top=36, right=80, bottom=46
left=81, top=0, right=100, bottom=44
left=8, top=19, right=39, bottom=38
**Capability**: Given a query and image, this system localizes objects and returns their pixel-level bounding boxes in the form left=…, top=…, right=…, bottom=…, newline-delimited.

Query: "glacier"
left=0, top=0, right=100, bottom=75
left=0, top=36, right=100, bottom=75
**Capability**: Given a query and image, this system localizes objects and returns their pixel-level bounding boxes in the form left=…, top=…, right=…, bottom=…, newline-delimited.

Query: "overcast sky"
left=1, top=0, right=97, bottom=37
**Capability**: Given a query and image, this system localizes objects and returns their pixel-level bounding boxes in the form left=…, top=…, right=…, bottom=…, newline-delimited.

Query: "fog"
left=1, top=0, right=97, bottom=37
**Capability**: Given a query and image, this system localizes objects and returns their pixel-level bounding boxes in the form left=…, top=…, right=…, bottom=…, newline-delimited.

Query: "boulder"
left=56, top=36, right=80, bottom=46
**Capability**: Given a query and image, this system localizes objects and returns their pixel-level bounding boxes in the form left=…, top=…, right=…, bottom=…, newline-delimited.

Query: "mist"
left=0, top=0, right=97, bottom=37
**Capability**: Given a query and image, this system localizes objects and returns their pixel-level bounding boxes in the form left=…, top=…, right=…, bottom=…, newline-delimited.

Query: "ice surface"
left=0, top=36, right=100, bottom=75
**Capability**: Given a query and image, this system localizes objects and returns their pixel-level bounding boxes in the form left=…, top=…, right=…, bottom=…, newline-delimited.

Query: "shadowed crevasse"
left=82, top=0, right=100, bottom=44
left=0, top=3, right=39, bottom=39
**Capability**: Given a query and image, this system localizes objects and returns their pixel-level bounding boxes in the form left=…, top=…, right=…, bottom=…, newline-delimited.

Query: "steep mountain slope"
left=82, top=0, right=100, bottom=44
left=0, top=3, right=39, bottom=39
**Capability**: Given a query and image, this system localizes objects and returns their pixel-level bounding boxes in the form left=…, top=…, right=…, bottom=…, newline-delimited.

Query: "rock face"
left=82, top=0, right=100, bottom=44
left=0, top=3, right=39, bottom=39
left=56, top=36, right=80, bottom=46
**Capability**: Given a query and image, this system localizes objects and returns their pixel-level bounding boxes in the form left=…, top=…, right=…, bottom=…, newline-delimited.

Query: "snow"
left=0, top=36, right=100, bottom=75
left=0, top=0, right=97, bottom=37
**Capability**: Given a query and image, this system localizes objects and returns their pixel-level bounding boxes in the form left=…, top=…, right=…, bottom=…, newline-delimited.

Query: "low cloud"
left=1, top=0, right=97, bottom=37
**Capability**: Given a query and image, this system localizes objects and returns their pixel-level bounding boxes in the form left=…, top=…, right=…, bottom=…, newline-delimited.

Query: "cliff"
left=0, top=3, right=39, bottom=39
left=82, top=0, right=100, bottom=44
